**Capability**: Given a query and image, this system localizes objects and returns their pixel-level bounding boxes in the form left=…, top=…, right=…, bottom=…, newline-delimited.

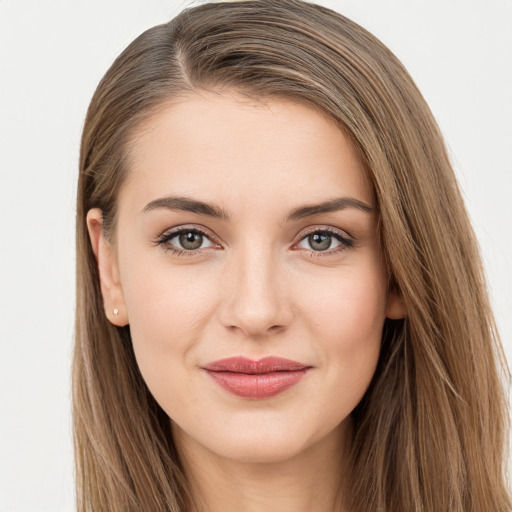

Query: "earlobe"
left=385, top=290, right=407, bottom=320
left=86, top=208, right=129, bottom=327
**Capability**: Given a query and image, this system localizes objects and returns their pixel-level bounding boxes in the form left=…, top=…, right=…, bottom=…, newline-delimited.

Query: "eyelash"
left=154, top=226, right=354, bottom=258
left=296, top=227, right=354, bottom=258
left=154, top=227, right=218, bottom=257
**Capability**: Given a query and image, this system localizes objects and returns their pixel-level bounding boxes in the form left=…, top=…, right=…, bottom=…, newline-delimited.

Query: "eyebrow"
left=143, top=196, right=230, bottom=220
left=142, top=195, right=373, bottom=221
left=286, top=197, right=373, bottom=221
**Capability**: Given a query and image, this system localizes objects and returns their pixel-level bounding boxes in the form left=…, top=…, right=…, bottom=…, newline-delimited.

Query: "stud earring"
left=113, top=308, right=119, bottom=316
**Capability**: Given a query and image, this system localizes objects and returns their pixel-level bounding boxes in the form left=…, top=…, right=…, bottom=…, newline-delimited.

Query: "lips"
left=202, top=356, right=312, bottom=399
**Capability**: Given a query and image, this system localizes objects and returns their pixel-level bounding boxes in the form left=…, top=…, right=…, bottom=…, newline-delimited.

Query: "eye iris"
left=309, top=233, right=331, bottom=251
left=179, top=232, right=203, bottom=250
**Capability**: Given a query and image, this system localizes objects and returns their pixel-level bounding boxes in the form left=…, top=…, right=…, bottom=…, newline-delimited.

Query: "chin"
left=177, top=412, right=344, bottom=465
left=212, top=431, right=313, bottom=464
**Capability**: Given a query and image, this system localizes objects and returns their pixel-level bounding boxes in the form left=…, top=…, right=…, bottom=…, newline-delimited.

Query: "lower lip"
left=205, top=369, right=309, bottom=399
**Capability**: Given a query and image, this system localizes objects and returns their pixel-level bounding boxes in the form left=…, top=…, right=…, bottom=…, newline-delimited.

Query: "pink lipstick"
left=202, top=356, right=311, bottom=399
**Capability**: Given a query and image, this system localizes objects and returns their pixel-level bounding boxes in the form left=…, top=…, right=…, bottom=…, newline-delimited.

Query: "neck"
left=173, top=419, right=353, bottom=512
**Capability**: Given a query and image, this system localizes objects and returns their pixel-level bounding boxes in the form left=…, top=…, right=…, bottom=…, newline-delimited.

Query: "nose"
left=218, top=245, right=292, bottom=338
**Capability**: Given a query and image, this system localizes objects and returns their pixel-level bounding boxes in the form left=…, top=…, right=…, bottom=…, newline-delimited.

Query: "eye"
left=296, top=228, right=353, bottom=253
left=156, top=227, right=217, bottom=254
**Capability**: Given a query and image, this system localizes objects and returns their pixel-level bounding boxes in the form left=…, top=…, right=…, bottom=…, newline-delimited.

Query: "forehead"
left=120, top=90, right=373, bottom=214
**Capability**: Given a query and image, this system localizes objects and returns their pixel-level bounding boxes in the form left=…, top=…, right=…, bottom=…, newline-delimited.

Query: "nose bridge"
left=221, top=240, right=290, bottom=337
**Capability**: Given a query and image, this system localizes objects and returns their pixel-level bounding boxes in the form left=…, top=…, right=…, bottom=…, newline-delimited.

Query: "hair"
left=74, top=1, right=511, bottom=510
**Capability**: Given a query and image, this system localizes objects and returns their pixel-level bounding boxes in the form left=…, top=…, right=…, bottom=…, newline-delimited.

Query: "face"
left=88, top=91, right=405, bottom=464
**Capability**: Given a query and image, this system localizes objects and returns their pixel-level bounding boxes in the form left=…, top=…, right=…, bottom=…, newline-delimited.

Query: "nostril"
left=223, top=318, right=289, bottom=339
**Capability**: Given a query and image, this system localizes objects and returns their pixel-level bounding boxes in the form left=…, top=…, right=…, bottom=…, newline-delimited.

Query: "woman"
left=73, top=1, right=511, bottom=510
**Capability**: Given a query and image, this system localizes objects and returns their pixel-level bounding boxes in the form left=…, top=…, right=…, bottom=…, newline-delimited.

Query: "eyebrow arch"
left=142, top=195, right=373, bottom=221
left=286, top=197, right=374, bottom=221
left=143, top=196, right=230, bottom=220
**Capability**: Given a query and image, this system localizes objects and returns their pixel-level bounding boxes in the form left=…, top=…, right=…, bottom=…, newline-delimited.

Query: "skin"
left=88, top=91, right=406, bottom=512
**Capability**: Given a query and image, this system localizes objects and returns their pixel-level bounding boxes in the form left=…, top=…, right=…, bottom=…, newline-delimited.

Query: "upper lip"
left=202, top=356, right=311, bottom=374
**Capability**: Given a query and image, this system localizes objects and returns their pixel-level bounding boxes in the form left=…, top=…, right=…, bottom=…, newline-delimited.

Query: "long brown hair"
left=74, top=1, right=511, bottom=510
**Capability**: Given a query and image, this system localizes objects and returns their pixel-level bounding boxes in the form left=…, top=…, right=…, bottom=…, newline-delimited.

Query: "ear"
left=86, top=208, right=129, bottom=327
left=385, top=290, right=407, bottom=320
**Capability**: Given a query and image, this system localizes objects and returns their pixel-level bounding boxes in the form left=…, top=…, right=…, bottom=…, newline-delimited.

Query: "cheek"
left=118, top=253, right=219, bottom=395
left=300, top=264, right=387, bottom=401
left=305, top=263, right=387, bottom=341
left=123, top=250, right=216, bottom=330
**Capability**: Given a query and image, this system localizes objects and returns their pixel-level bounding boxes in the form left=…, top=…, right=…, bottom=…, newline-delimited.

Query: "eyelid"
left=297, top=225, right=353, bottom=239
left=153, top=224, right=354, bottom=257
left=293, top=226, right=354, bottom=254
left=154, top=225, right=222, bottom=254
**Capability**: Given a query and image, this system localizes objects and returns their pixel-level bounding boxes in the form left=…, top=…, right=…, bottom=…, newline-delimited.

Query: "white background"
left=1, top=0, right=511, bottom=510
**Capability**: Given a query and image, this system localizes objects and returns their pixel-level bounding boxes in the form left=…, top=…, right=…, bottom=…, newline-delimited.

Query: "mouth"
left=202, top=356, right=312, bottom=399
